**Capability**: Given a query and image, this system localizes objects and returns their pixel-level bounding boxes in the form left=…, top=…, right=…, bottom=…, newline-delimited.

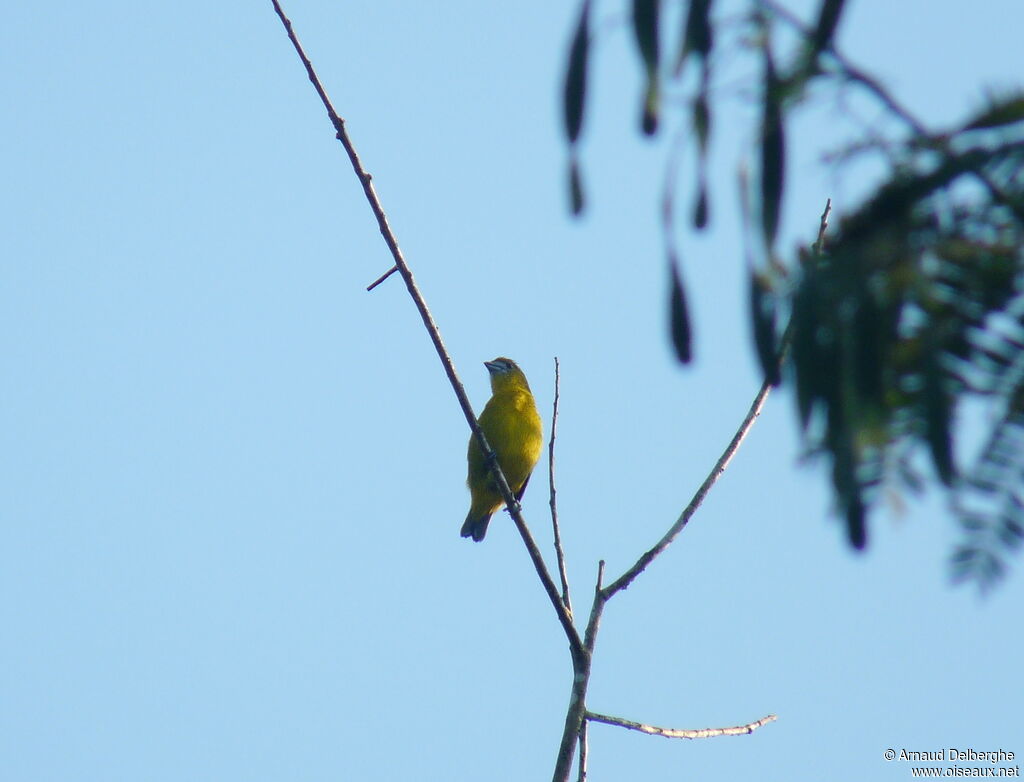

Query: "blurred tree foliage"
left=562, top=0, right=1024, bottom=588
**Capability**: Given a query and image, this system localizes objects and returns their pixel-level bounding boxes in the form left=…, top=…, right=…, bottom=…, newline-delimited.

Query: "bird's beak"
left=484, top=360, right=500, bottom=373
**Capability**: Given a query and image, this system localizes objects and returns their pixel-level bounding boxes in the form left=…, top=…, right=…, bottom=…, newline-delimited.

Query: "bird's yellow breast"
left=473, top=388, right=543, bottom=488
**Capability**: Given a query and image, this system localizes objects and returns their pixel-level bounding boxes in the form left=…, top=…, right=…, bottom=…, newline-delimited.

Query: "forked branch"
left=548, top=357, right=573, bottom=614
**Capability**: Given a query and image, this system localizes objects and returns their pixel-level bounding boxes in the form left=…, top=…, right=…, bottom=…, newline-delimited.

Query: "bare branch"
left=586, top=711, right=777, bottom=740
left=602, top=378, right=773, bottom=600
left=576, top=720, right=588, bottom=782
left=549, top=357, right=573, bottom=615
left=270, top=0, right=584, bottom=661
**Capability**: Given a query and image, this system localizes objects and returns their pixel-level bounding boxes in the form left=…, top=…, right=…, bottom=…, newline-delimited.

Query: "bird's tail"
left=460, top=511, right=492, bottom=542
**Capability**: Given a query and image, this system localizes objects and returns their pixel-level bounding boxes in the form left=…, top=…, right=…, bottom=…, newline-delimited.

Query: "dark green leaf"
left=959, top=513, right=988, bottom=532
left=950, top=545, right=1004, bottom=590
left=923, top=348, right=956, bottom=486
left=750, top=269, right=781, bottom=386
left=693, top=93, right=710, bottom=152
left=967, top=475, right=1000, bottom=494
left=563, top=0, right=591, bottom=144
left=569, top=157, right=585, bottom=216
left=852, top=294, right=885, bottom=413
left=950, top=545, right=978, bottom=565
left=669, top=257, right=692, bottom=363
left=692, top=92, right=711, bottom=229
left=963, top=92, right=1024, bottom=131
left=642, top=81, right=660, bottom=135
left=846, top=491, right=866, bottom=550
left=693, top=183, right=708, bottom=229
left=830, top=428, right=867, bottom=549
left=760, top=46, right=785, bottom=246
left=792, top=270, right=821, bottom=428
left=998, top=516, right=1024, bottom=549
left=950, top=546, right=980, bottom=582
left=632, top=0, right=660, bottom=74
left=676, top=0, right=714, bottom=72
left=632, top=0, right=660, bottom=135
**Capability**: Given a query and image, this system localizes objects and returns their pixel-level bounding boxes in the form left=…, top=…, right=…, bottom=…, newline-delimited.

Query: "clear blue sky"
left=3, top=1, right=1022, bottom=780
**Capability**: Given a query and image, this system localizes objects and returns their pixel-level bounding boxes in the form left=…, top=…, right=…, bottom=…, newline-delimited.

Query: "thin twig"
left=840, top=64, right=927, bottom=137
left=583, top=560, right=605, bottom=651
left=602, top=378, right=773, bottom=600
left=270, top=0, right=584, bottom=661
left=549, top=357, right=573, bottom=615
left=576, top=721, right=588, bottom=782
left=366, top=266, right=398, bottom=291
left=586, top=711, right=777, bottom=740
left=760, top=0, right=927, bottom=136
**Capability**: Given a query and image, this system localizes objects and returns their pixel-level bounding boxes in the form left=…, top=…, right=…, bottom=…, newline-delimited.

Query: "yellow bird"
left=462, top=357, right=543, bottom=542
